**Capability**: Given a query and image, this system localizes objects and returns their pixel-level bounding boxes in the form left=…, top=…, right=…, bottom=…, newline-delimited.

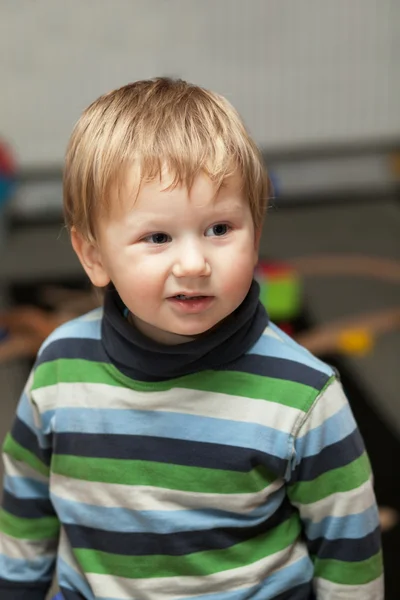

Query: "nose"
left=172, top=240, right=211, bottom=278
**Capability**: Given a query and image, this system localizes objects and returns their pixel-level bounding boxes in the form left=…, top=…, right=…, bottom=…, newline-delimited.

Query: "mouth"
left=172, top=294, right=209, bottom=301
left=167, top=294, right=215, bottom=313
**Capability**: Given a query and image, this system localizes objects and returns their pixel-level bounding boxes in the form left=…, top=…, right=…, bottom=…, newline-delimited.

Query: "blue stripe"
left=45, top=408, right=290, bottom=459
left=178, top=556, right=313, bottom=600
left=304, top=505, right=380, bottom=541
left=40, top=311, right=102, bottom=352
left=3, top=476, right=49, bottom=499
left=51, top=487, right=286, bottom=534
left=267, top=323, right=333, bottom=371
left=180, top=585, right=260, bottom=600
left=0, top=552, right=54, bottom=583
left=248, top=331, right=332, bottom=377
left=295, top=403, right=357, bottom=459
left=57, top=557, right=95, bottom=600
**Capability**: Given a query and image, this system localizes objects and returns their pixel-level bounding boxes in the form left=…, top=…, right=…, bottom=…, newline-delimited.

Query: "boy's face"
left=72, top=170, right=260, bottom=344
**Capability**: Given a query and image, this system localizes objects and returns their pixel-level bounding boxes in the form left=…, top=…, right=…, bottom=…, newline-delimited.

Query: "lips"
left=174, top=294, right=207, bottom=300
left=167, top=294, right=215, bottom=313
left=170, top=293, right=209, bottom=300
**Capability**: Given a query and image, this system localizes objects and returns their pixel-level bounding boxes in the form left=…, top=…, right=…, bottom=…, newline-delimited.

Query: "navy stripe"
left=35, top=338, right=108, bottom=368
left=64, top=499, right=294, bottom=556
left=222, top=354, right=330, bottom=390
left=59, top=589, right=85, bottom=600
left=0, top=578, right=48, bottom=600
left=308, top=526, right=381, bottom=562
left=11, top=418, right=51, bottom=467
left=54, top=432, right=286, bottom=476
left=2, top=490, right=54, bottom=520
left=271, top=582, right=315, bottom=600
left=290, top=428, right=365, bottom=483
left=34, top=337, right=329, bottom=391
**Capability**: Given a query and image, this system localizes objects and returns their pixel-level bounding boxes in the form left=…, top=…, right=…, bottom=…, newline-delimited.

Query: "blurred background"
left=0, top=0, right=399, bottom=597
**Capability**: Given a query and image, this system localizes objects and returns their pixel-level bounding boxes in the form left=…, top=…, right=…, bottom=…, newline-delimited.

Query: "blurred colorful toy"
left=0, top=139, right=17, bottom=342
left=255, top=260, right=302, bottom=325
left=0, top=139, right=17, bottom=212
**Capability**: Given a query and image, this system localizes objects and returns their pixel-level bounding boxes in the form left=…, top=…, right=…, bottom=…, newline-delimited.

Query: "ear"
left=70, top=228, right=110, bottom=287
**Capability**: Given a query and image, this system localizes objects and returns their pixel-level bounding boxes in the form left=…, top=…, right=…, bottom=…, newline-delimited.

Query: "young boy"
left=0, top=78, right=383, bottom=600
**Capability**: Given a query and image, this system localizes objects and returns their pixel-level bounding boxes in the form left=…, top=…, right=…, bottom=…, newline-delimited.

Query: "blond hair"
left=63, top=77, right=269, bottom=241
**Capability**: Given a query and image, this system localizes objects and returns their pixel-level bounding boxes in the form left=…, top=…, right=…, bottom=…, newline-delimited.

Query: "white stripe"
left=51, top=473, right=283, bottom=513
left=0, top=530, right=57, bottom=560
left=2, top=453, right=48, bottom=484
left=33, top=381, right=300, bottom=434
left=23, top=370, right=34, bottom=395
left=314, top=573, right=384, bottom=599
left=296, top=379, right=348, bottom=435
left=293, top=478, right=376, bottom=522
left=262, top=326, right=283, bottom=341
left=81, top=308, right=102, bottom=321
left=73, top=540, right=309, bottom=600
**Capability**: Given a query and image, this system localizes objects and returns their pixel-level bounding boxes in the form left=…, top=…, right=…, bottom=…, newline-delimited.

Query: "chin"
left=172, top=320, right=220, bottom=337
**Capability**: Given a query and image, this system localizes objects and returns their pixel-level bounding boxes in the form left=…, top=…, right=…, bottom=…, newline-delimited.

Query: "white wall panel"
left=0, top=0, right=399, bottom=166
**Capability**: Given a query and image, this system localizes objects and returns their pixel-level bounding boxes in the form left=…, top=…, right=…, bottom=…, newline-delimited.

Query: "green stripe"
left=314, top=551, right=383, bottom=585
left=75, top=514, right=301, bottom=579
left=52, top=454, right=276, bottom=494
left=33, top=359, right=109, bottom=390
left=2, top=433, right=49, bottom=477
left=0, top=508, right=59, bottom=541
left=178, top=371, right=315, bottom=411
left=287, top=453, right=371, bottom=505
left=33, top=358, right=316, bottom=411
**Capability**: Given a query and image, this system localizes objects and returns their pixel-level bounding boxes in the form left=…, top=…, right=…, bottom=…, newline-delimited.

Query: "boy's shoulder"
left=245, top=321, right=335, bottom=399
left=36, top=307, right=104, bottom=365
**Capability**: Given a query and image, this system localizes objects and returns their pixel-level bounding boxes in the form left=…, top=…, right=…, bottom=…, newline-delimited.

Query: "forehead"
left=128, top=168, right=245, bottom=212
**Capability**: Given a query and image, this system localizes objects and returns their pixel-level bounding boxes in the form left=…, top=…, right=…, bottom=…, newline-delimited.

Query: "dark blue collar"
left=101, top=280, right=268, bottom=381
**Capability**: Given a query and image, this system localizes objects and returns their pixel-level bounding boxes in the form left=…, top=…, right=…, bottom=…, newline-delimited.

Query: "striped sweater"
left=0, top=285, right=383, bottom=599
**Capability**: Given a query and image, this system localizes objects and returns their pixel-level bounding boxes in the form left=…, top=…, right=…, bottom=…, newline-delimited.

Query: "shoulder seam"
left=285, top=374, right=337, bottom=479
left=292, top=374, right=337, bottom=441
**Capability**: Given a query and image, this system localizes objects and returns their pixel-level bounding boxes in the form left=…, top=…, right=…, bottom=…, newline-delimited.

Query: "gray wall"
left=1, top=0, right=399, bottom=167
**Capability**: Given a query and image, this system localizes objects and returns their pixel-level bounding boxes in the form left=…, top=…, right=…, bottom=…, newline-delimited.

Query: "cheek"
left=112, top=253, right=167, bottom=304
left=218, top=247, right=256, bottom=298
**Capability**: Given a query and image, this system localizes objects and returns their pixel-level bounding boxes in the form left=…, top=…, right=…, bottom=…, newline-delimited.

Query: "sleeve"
left=286, top=377, right=384, bottom=600
left=0, top=371, right=59, bottom=600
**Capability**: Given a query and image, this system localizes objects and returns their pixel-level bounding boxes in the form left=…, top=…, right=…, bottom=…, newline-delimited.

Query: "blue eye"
left=205, top=224, right=230, bottom=237
left=144, top=233, right=171, bottom=244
